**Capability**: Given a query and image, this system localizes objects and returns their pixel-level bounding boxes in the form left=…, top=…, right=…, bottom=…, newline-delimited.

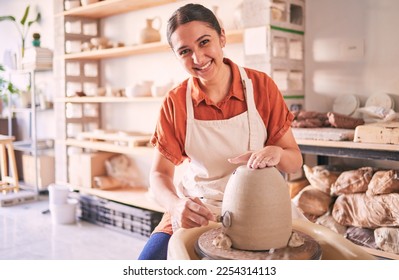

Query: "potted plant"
left=0, top=64, right=20, bottom=116
left=0, top=5, right=41, bottom=59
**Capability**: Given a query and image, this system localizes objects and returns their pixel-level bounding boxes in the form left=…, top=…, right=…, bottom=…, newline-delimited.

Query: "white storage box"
left=242, top=0, right=305, bottom=32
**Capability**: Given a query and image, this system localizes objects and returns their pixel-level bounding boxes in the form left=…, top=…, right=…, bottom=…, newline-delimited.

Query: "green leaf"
left=0, top=16, right=16, bottom=22
left=7, top=82, right=19, bottom=94
left=20, top=5, right=30, bottom=25
left=28, top=12, right=41, bottom=27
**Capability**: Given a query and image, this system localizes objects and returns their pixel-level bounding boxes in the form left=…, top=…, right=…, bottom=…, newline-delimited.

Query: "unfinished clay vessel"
left=221, top=165, right=292, bottom=250
left=140, top=17, right=161, bottom=44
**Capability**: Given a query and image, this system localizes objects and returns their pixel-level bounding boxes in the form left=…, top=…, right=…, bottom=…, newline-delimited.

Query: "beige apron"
left=176, top=66, right=267, bottom=215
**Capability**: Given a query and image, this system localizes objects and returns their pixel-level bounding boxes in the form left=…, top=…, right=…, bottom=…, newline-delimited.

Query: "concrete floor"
left=0, top=193, right=147, bottom=260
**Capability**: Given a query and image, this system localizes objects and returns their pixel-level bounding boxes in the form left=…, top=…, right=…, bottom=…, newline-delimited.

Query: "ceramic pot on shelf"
left=126, top=80, right=153, bottom=97
left=140, top=17, right=162, bottom=44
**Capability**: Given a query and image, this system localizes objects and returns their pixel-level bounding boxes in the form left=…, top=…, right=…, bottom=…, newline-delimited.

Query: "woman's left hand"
left=228, top=146, right=283, bottom=169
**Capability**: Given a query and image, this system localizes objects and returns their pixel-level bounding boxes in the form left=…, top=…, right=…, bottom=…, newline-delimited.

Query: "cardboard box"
left=68, top=152, right=115, bottom=188
left=22, top=154, right=55, bottom=189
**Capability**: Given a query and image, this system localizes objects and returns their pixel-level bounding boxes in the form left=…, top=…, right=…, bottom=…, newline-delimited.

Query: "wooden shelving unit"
left=63, top=29, right=243, bottom=60
left=57, top=96, right=163, bottom=103
left=61, top=0, right=178, bottom=18
left=64, top=41, right=170, bottom=60
left=297, top=139, right=399, bottom=152
left=296, top=139, right=399, bottom=161
left=65, top=138, right=153, bottom=155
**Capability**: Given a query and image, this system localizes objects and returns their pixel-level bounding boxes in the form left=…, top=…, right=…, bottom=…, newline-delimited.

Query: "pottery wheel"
left=195, top=227, right=322, bottom=260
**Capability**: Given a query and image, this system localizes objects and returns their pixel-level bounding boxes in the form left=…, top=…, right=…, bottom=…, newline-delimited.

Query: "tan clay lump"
left=212, top=232, right=232, bottom=250
left=288, top=232, right=305, bottom=248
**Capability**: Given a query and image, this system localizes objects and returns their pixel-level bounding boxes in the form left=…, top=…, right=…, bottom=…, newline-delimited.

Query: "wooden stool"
left=0, top=135, right=19, bottom=194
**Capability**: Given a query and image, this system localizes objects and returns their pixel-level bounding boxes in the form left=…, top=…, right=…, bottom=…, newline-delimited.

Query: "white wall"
left=305, top=0, right=399, bottom=169
left=305, top=0, right=399, bottom=112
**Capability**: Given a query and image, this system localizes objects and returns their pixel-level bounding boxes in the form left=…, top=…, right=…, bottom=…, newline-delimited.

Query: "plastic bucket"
left=48, top=184, right=70, bottom=205
left=50, top=199, right=78, bottom=225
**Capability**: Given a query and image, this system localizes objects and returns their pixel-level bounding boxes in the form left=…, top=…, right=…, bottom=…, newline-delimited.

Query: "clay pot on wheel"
left=221, top=166, right=292, bottom=250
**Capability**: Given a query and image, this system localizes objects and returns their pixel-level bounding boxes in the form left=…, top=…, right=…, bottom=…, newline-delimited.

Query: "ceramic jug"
left=140, top=17, right=162, bottom=44
left=221, top=165, right=292, bottom=250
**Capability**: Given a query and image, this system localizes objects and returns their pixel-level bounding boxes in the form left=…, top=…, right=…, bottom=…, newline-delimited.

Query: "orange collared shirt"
left=150, top=58, right=294, bottom=166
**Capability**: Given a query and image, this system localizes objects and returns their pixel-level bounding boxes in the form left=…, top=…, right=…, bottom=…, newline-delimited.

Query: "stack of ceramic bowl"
left=333, top=94, right=360, bottom=116
left=48, top=184, right=78, bottom=225
left=365, top=93, right=395, bottom=110
left=125, top=81, right=153, bottom=97
left=363, top=93, right=395, bottom=122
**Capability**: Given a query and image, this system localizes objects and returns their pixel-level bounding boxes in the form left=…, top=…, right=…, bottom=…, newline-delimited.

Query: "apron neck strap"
left=186, top=78, right=194, bottom=120
left=237, top=66, right=259, bottom=151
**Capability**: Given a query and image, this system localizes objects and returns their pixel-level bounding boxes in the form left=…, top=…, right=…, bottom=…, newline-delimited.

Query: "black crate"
left=78, top=194, right=163, bottom=238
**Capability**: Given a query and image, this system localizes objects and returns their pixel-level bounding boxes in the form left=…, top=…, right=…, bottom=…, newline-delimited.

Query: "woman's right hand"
left=150, top=150, right=215, bottom=230
left=171, top=197, right=215, bottom=229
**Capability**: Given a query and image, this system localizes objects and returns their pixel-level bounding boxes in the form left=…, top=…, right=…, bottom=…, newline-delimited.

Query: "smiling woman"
left=138, top=3, right=303, bottom=260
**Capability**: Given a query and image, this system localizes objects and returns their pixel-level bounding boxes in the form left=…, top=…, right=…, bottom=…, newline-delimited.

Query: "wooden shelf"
left=63, top=29, right=243, bottom=60
left=73, top=185, right=164, bottom=213
left=62, top=0, right=178, bottom=18
left=65, top=138, right=154, bottom=155
left=64, top=41, right=170, bottom=60
left=296, top=139, right=399, bottom=151
left=226, top=29, right=244, bottom=44
left=10, top=106, right=53, bottom=113
left=56, top=96, right=163, bottom=103
left=296, top=139, right=399, bottom=161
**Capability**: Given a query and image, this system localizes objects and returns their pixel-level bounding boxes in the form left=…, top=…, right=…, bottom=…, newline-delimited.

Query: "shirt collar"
left=190, top=58, right=246, bottom=107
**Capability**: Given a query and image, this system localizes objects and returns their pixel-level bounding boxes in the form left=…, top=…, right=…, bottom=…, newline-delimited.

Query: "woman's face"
left=170, top=21, right=226, bottom=82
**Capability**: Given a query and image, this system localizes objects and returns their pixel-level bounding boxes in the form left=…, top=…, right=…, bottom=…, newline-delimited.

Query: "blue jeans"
left=138, top=232, right=171, bottom=260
